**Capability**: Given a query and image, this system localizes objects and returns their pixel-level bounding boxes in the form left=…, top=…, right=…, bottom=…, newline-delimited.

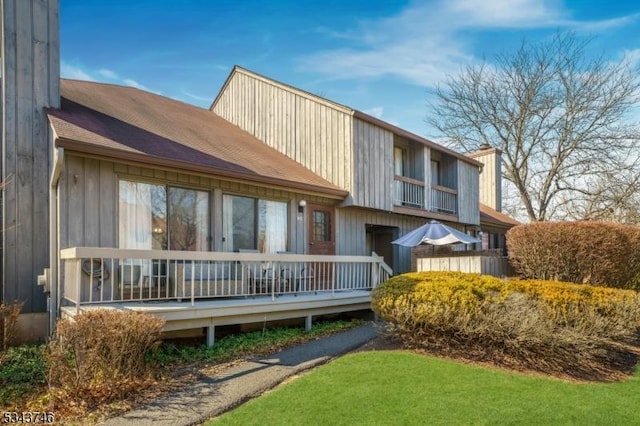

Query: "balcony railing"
left=394, top=175, right=424, bottom=208
left=431, top=184, right=457, bottom=215
left=394, top=176, right=458, bottom=215
left=60, top=248, right=392, bottom=312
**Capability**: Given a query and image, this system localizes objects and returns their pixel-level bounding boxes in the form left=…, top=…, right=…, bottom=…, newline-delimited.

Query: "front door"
left=308, top=204, right=335, bottom=255
left=366, top=225, right=397, bottom=271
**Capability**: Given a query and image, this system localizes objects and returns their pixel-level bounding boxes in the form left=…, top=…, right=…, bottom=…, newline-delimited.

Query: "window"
left=431, top=160, right=440, bottom=185
left=222, top=195, right=288, bottom=253
left=312, top=210, right=331, bottom=242
left=119, top=180, right=209, bottom=251
left=394, top=147, right=405, bottom=176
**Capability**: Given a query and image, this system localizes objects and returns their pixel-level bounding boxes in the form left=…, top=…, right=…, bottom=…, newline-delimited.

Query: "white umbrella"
left=392, top=220, right=480, bottom=247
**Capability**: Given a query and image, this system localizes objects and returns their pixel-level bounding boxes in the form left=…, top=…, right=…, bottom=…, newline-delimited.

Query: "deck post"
left=75, top=260, right=82, bottom=315
left=305, top=315, right=313, bottom=331
left=191, top=262, right=195, bottom=307
left=206, top=325, right=215, bottom=347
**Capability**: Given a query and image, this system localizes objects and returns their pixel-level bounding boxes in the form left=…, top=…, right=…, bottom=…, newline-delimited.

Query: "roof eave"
left=56, top=137, right=349, bottom=200
left=352, top=110, right=483, bottom=167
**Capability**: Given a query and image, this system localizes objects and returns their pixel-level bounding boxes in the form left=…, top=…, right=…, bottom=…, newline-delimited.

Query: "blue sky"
left=61, top=0, right=640, bottom=137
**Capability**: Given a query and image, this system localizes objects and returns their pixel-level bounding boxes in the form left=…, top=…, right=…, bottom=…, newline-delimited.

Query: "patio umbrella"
left=392, top=220, right=480, bottom=247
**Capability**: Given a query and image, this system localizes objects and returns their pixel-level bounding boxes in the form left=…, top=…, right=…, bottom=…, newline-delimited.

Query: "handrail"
left=61, top=247, right=389, bottom=309
left=394, top=175, right=425, bottom=186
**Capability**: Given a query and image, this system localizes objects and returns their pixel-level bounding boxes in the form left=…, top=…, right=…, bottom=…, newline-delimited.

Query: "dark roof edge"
left=353, top=110, right=483, bottom=167
left=55, top=137, right=349, bottom=199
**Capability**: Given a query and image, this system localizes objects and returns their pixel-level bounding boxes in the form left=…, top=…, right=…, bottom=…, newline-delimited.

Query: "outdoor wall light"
left=298, top=199, right=307, bottom=214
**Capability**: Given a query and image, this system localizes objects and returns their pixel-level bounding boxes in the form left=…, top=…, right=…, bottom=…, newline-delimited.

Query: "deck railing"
left=60, top=247, right=392, bottom=312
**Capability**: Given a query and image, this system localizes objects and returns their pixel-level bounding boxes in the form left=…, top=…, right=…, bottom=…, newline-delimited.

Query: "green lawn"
left=209, top=351, right=640, bottom=425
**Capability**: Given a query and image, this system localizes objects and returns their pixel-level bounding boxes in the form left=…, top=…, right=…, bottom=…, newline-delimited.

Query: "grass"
left=0, top=319, right=363, bottom=412
left=209, top=351, right=640, bottom=425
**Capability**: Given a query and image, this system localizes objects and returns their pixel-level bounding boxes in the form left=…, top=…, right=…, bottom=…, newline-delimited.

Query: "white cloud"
left=122, top=78, right=152, bottom=92
left=622, top=48, right=640, bottom=68
left=61, top=62, right=95, bottom=81
left=98, top=68, right=119, bottom=79
left=298, top=0, right=639, bottom=87
left=61, top=61, right=160, bottom=94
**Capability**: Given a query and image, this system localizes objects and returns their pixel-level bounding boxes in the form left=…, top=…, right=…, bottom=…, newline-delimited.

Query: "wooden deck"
left=60, top=290, right=372, bottom=344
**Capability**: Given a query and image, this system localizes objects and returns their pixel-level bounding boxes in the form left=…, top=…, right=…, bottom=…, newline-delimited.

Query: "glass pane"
left=222, top=195, right=256, bottom=251
left=119, top=180, right=166, bottom=250
left=167, top=187, right=209, bottom=251
left=431, top=160, right=440, bottom=185
left=258, top=200, right=288, bottom=253
left=313, top=210, right=330, bottom=242
left=394, top=147, right=404, bottom=176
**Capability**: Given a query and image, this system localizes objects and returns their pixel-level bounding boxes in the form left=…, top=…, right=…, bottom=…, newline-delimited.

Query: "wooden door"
left=308, top=204, right=335, bottom=255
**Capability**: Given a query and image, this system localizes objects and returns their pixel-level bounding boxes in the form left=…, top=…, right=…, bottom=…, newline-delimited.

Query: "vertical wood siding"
left=58, top=156, right=335, bottom=256
left=1, top=0, right=59, bottom=312
left=213, top=71, right=353, bottom=194
left=457, top=161, right=480, bottom=225
left=472, top=150, right=502, bottom=212
left=352, top=118, right=394, bottom=210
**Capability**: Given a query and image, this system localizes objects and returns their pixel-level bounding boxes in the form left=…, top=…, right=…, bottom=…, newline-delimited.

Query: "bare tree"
left=428, top=32, right=640, bottom=222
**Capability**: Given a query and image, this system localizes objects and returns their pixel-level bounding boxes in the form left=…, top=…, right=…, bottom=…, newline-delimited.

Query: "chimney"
left=468, top=144, right=502, bottom=212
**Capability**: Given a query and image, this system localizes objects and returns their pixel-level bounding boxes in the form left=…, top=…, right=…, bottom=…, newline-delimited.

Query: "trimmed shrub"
left=47, top=309, right=165, bottom=405
left=507, top=221, right=640, bottom=289
left=372, top=272, right=640, bottom=378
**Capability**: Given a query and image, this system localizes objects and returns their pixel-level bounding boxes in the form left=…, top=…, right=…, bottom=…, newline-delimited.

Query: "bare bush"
left=0, top=300, right=23, bottom=351
left=47, top=309, right=165, bottom=405
left=507, top=221, right=640, bottom=289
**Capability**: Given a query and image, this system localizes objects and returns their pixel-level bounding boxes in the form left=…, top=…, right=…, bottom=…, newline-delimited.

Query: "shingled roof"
left=47, top=79, right=348, bottom=198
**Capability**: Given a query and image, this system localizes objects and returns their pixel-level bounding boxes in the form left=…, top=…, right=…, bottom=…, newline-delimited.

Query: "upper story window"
left=222, top=195, right=288, bottom=253
left=118, top=180, right=209, bottom=251
left=394, top=147, right=405, bottom=176
left=431, top=160, right=441, bottom=185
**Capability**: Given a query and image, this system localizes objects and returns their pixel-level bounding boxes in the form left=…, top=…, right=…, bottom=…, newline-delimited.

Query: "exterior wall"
left=352, top=118, right=394, bottom=210
left=336, top=207, right=426, bottom=273
left=213, top=70, right=353, bottom=194
left=457, top=160, right=480, bottom=225
left=58, top=155, right=335, bottom=253
left=1, top=0, right=59, bottom=312
left=469, top=148, right=502, bottom=212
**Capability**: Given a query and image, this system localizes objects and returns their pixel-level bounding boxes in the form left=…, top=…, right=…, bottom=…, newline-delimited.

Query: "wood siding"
left=336, top=207, right=426, bottom=273
left=1, top=0, right=59, bottom=312
left=58, top=155, right=336, bottom=255
left=213, top=71, right=353, bottom=194
left=352, top=118, right=394, bottom=210
left=457, top=160, right=480, bottom=225
left=470, top=149, right=502, bottom=212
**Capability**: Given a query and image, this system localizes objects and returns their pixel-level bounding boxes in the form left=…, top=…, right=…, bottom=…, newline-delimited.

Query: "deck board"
left=60, top=291, right=372, bottom=332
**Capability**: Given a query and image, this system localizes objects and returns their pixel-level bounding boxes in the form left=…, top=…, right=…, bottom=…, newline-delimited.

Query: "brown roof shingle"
left=47, top=79, right=348, bottom=198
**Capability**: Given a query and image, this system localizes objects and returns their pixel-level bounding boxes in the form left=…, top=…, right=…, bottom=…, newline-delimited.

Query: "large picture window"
left=119, top=180, right=209, bottom=251
left=222, top=195, right=288, bottom=253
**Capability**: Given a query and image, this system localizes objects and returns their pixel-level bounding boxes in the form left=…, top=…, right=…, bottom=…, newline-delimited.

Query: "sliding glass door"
left=222, top=195, right=288, bottom=253
left=119, top=180, right=209, bottom=251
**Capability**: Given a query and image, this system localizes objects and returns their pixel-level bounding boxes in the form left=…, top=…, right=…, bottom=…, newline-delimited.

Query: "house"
left=1, top=1, right=516, bottom=344
left=211, top=66, right=487, bottom=272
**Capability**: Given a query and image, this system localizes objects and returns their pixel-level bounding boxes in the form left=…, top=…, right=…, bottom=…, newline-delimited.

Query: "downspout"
left=49, top=147, right=64, bottom=335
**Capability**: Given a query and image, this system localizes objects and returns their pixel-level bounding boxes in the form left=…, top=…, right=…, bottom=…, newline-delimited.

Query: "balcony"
left=393, top=176, right=458, bottom=215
